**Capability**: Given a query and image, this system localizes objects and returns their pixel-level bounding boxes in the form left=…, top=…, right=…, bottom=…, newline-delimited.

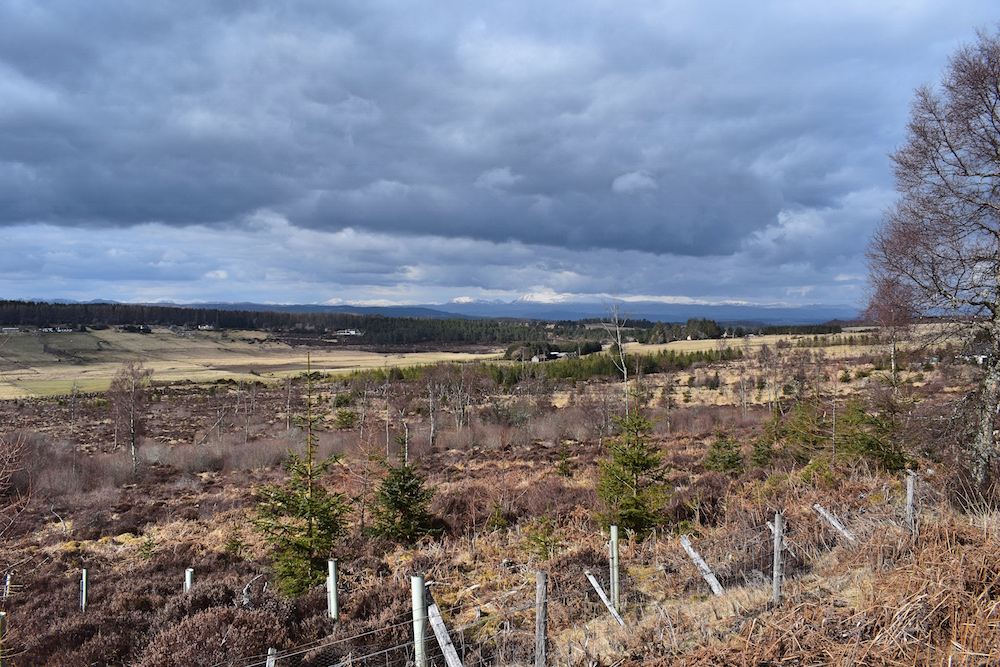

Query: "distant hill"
left=185, top=299, right=857, bottom=326
left=435, top=299, right=859, bottom=325
left=8, top=298, right=859, bottom=326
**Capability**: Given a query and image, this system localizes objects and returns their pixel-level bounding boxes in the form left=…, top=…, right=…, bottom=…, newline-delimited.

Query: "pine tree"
left=596, top=410, right=665, bottom=535
left=252, top=361, right=350, bottom=596
left=370, top=458, right=438, bottom=543
left=704, top=431, right=744, bottom=473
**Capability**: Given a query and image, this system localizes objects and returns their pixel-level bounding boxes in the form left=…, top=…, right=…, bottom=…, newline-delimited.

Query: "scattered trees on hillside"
left=868, top=26, right=1000, bottom=488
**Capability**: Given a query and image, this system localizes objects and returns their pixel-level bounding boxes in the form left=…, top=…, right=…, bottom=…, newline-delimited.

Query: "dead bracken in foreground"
left=0, top=332, right=998, bottom=666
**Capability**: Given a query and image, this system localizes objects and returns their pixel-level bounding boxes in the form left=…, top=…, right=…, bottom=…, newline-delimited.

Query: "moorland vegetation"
left=0, top=310, right=998, bottom=666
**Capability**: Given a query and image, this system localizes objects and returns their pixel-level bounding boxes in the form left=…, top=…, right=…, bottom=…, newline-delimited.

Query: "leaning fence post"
left=424, top=585, right=463, bottom=667
left=812, top=504, right=857, bottom=543
left=327, top=559, right=339, bottom=621
left=679, top=535, right=724, bottom=596
left=584, top=570, right=625, bottom=626
left=535, top=571, right=548, bottom=667
left=265, top=647, right=277, bottom=667
left=609, top=525, right=620, bottom=613
left=184, top=567, right=194, bottom=593
left=772, top=512, right=783, bottom=606
left=906, top=472, right=916, bottom=535
left=80, top=569, right=88, bottom=613
left=411, top=574, right=427, bottom=667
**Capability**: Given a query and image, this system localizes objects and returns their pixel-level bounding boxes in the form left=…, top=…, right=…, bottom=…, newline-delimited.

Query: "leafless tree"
left=107, top=359, right=152, bottom=474
left=0, top=427, right=28, bottom=543
left=602, top=292, right=632, bottom=414
left=863, top=274, right=917, bottom=397
left=867, top=26, right=1000, bottom=487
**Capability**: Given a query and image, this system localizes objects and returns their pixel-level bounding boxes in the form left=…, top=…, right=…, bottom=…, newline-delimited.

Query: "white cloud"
left=611, top=171, right=658, bottom=194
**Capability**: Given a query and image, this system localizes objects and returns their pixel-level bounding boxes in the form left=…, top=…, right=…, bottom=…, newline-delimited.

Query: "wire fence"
left=215, top=483, right=933, bottom=667
left=0, top=476, right=946, bottom=666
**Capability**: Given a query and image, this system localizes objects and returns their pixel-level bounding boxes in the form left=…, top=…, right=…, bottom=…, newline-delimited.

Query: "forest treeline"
left=0, top=300, right=840, bottom=348
left=0, top=300, right=552, bottom=346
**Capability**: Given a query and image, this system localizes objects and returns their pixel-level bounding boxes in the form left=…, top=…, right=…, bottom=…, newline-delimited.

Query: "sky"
left=1, top=1, right=998, bottom=310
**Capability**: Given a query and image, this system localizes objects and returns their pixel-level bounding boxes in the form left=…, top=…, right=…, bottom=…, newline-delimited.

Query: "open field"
left=0, top=325, right=890, bottom=401
left=0, top=327, right=503, bottom=399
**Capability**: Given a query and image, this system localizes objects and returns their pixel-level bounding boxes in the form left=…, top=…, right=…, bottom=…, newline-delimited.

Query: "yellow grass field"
left=0, top=327, right=503, bottom=399
left=0, top=325, right=891, bottom=401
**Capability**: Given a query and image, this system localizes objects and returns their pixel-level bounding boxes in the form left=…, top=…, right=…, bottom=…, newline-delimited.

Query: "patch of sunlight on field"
left=0, top=328, right=502, bottom=397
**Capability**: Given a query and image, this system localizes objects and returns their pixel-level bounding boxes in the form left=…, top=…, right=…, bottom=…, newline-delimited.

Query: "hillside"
left=0, top=330, right=995, bottom=666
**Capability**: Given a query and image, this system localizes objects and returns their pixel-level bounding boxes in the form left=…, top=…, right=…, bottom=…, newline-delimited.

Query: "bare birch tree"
left=868, top=26, right=1000, bottom=487
left=602, top=293, right=631, bottom=414
left=107, top=359, right=152, bottom=474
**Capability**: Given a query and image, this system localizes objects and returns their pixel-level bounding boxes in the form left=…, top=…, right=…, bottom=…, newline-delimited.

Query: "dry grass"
left=0, top=327, right=502, bottom=399
left=1, top=326, right=994, bottom=665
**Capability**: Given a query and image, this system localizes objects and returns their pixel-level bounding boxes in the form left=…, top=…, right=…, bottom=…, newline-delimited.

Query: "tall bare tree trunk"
left=971, top=318, right=1000, bottom=487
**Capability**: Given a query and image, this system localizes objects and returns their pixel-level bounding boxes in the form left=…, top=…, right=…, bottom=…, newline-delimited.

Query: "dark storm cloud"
left=0, top=4, right=877, bottom=243
left=1, top=1, right=998, bottom=305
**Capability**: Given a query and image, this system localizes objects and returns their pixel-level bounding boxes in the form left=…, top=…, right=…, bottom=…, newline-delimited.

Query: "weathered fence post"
left=772, top=512, right=783, bottom=606
left=80, top=569, right=88, bottom=613
left=535, top=571, right=548, bottom=667
left=424, top=585, right=463, bottom=667
left=411, top=574, right=427, bottom=667
left=1, top=610, right=7, bottom=667
left=679, top=535, right=724, bottom=596
left=265, top=647, right=277, bottom=667
left=327, top=559, right=339, bottom=621
left=812, top=504, right=857, bottom=543
left=609, top=525, right=620, bottom=612
left=906, top=472, right=916, bottom=535
left=3, top=573, right=9, bottom=600
left=184, top=567, right=194, bottom=593
left=584, top=570, right=625, bottom=626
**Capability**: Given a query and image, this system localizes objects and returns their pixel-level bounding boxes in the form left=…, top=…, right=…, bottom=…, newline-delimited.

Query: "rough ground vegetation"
left=0, top=329, right=997, bottom=666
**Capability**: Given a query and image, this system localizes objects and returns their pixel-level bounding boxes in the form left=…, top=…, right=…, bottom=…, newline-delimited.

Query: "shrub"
left=369, top=460, right=439, bottom=543
left=703, top=431, right=744, bottom=474
left=334, top=408, right=358, bottom=429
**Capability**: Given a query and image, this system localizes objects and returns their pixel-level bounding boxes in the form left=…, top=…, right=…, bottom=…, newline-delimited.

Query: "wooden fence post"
left=906, top=473, right=916, bottom=535
left=609, top=525, right=620, bottom=613
left=80, top=569, right=88, bottom=613
left=772, top=512, right=783, bottom=606
left=424, top=586, right=463, bottom=667
left=812, top=504, right=857, bottom=543
left=679, top=536, right=724, bottom=596
left=584, top=570, right=625, bottom=626
left=184, top=567, right=194, bottom=593
left=327, top=559, right=339, bottom=621
left=3, top=573, right=9, bottom=600
left=411, top=575, right=427, bottom=667
left=535, top=571, right=548, bottom=667
left=1, top=610, right=6, bottom=667
left=265, top=647, right=277, bottom=667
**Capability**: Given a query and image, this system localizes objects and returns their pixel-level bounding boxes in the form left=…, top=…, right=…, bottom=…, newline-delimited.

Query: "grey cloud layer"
left=1, top=1, right=997, bottom=304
